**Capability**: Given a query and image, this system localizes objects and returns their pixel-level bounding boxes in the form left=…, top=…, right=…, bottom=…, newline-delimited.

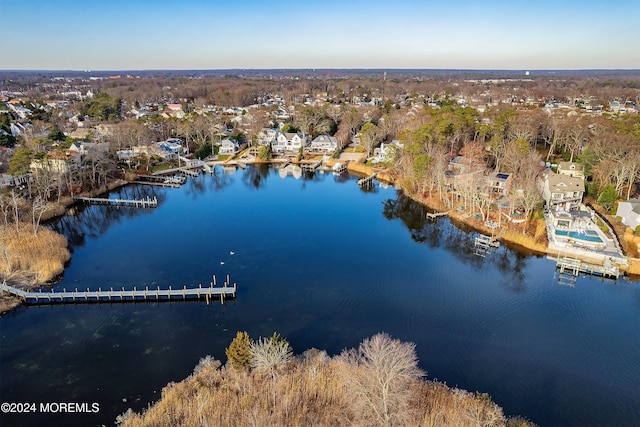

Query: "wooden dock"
left=426, top=211, right=448, bottom=219
left=301, top=159, right=323, bottom=171
left=357, top=173, right=377, bottom=186
left=73, top=196, right=158, bottom=208
left=1, top=276, right=236, bottom=305
left=180, top=168, right=200, bottom=177
left=131, top=181, right=180, bottom=188
left=474, top=234, right=499, bottom=256
left=332, top=163, right=347, bottom=173
left=554, top=254, right=620, bottom=279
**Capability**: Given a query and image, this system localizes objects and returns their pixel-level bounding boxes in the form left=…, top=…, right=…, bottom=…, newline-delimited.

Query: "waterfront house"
left=445, top=155, right=485, bottom=192
left=30, top=150, right=79, bottom=176
left=541, top=171, right=585, bottom=211
left=157, top=138, right=186, bottom=156
left=372, top=140, right=403, bottom=164
left=616, top=199, right=640, bottom=230
left=219, top=137, right=240, bottom=155
left=0, top=173, right=31, bottom=188
left=272, top=132, right=308, bottom=155
left=0, top=173, right=15, bottom=188
left=486, top=172, right=512, bottom=198
left=256, top=128, right=280, bottom=146
left=308, top=134, right=339, bottom=154
left=116, top=149, right=138, bottom=162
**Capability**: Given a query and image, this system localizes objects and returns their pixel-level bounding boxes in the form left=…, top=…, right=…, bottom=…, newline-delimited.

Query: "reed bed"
left=0, top=223, right=70, bottom=285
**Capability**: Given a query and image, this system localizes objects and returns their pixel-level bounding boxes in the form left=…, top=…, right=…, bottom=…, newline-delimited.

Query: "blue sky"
left=1, top=0, right=638, bottom=70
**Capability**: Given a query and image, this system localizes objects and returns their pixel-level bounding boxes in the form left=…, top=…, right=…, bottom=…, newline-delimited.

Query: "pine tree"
left=225, top=331, right=253, bottom=371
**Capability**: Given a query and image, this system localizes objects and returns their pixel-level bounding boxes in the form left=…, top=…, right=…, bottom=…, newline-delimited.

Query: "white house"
left=219, top=137, right=240, bottom=155
left=0, top=173, right=15, bottom=188
left=308, top=135, right=339, bottom=154
left=616, top=199, right=640, bottom=230
left=0, top=173, right=31, bottom=188
left=271, top=132, right=308, bottom=155
left=256, top=128, right=280, bottom=146
left=372, top=140, right=403, bottom=163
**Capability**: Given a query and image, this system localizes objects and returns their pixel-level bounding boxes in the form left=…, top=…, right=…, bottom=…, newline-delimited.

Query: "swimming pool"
left=555, top=229, right=603, bottom=243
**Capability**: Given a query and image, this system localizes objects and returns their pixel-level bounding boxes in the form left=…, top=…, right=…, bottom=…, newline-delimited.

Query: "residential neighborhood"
left=0, top=70, right=638, bottom=274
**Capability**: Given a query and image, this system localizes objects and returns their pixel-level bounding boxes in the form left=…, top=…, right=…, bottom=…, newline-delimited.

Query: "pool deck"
left=544, top=207, right=627, bottom=274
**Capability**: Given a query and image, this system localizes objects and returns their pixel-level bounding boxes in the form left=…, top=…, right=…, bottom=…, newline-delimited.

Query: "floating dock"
left=1, top=276, right=236, bottom=305
left=73, top=196, right=158, bottom=208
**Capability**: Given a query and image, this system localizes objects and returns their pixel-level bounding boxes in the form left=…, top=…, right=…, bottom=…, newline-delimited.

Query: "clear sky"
left=1, top=0, right=639, bottom=70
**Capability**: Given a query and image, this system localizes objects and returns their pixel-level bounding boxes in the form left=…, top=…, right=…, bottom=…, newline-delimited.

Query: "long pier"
left=73, top=196, right=158, bottom=208
left=1, top=277, right=236, bottom=305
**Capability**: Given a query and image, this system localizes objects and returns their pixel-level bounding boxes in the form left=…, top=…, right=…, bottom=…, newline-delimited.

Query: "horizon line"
left=2, top=68, right=640, bottom=73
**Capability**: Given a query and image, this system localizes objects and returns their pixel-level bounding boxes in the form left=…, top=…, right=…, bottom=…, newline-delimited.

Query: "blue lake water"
left=1, top=165, right=639, bottom=426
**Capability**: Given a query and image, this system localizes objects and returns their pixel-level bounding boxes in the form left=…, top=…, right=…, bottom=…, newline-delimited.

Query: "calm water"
left=1, top=165, right=639, bottom=426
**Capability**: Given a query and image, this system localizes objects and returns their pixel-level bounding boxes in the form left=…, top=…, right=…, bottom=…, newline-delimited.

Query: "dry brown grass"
left=122, top=348, right=532, bottom=427
left=500, top=221, right=548, bottom=254
left=0, top=293, right=21, bottom=314
left=0, top=223, right=70, bottom=285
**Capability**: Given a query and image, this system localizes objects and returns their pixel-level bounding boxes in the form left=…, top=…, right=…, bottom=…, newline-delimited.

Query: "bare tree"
left=324, top=104, right=344, bottom=129
left=513, top=151, right=544, bottom=221
left=340, top=333, right=424, bottom=427
left=250, top=333, right=293, bottom=413
left=359, top=122, right=381, bottom=158
left=31, top=195, right=49, bottom=235
left=10, top=190, right=22, bottom=233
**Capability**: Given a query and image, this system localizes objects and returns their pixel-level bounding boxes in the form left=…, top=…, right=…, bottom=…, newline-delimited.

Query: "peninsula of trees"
left=119, top=331, right=533, bottom=427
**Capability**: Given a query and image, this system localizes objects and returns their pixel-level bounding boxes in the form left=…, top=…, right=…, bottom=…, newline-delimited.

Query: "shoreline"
left=2, top=161, right=637, bottom=316
left=338, top=159, right=640, bottom=277
left=0, top=180, right=130, bottom=316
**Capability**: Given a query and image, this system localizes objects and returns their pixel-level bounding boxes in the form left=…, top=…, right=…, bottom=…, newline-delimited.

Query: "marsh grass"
left=0, top=223, right=70, bottom=285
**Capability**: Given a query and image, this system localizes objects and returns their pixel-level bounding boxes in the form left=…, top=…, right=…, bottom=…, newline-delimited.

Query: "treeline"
left=120, top=332, right=533, bottom=427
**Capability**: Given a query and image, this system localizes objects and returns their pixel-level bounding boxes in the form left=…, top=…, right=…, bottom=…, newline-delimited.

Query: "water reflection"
left=383, top=192, right=493, bottom=270
left=50, top=185, right=164, bottom=251
left=208, top=166, right=232, bottom=192
left=242, top=163, right=270, bottom=190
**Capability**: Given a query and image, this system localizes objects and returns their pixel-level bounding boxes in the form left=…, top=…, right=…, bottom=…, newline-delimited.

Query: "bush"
left=597, top=185, right=617, bottom=212
left=225, top=331, right=253, bottom=371
left=257, top=145, right=272, bottom=161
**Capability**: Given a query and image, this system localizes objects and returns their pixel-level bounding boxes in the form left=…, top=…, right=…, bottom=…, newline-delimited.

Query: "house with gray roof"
left=557, top=161, right=585, bottom=178
left=308, top=135, right=339, bottom=154
left=616, top=199, right=640, bottom=230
